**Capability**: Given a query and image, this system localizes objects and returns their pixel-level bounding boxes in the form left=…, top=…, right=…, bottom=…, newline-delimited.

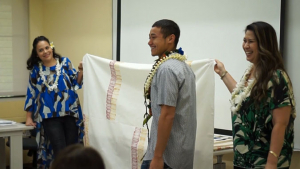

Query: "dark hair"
left=152, top=19, right=180, bottom=48
left=51, top=144, right=105, bottom=169
left=246, top=21, right=286, bottom=103
left=26, top=36, right=61, bottom=70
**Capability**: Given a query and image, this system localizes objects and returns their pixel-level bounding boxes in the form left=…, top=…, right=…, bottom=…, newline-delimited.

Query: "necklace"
left=230, top=64, right=256, bottom=113
left=144, top=53, right=187, bottom=97
left=39, top=58, right=61, bottom=91
left=143, top=52, right=187, bottom=126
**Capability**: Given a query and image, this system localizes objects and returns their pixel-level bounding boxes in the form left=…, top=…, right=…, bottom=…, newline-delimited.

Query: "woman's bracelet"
left=220, top=71, right=228, bottom=80
left=269, top=151, right=278, bottom=158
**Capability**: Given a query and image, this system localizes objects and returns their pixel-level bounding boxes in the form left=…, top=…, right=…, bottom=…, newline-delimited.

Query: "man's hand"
left=150, top=156, right=164, bottom=169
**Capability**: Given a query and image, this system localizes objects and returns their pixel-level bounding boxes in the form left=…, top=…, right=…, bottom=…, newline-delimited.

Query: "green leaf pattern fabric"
left=232, top=70, right=296, bottom=168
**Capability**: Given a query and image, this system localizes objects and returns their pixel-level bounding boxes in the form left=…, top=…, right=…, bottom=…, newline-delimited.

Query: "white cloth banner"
left=83, top=54, right=215, bottom=169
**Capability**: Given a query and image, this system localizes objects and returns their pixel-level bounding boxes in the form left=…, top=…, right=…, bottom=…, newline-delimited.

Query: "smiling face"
left=36, top=40, right=54, bottom=63
left=148, top=27, right=175, bottom=58
left=243, top=30, right=259, bottom=64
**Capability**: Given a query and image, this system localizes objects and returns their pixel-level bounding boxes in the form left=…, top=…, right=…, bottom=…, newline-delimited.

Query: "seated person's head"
left=51, top=144, right=105, bottom=169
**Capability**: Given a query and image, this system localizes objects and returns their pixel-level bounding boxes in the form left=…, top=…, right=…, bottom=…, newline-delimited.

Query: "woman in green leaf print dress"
left=214, top=21, right=296, bottom=169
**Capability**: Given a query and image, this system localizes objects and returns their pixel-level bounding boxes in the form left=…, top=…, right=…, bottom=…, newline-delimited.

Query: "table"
left=213, top=134, right=233, bottom=169
left=0, top=122, right=34, bottom=169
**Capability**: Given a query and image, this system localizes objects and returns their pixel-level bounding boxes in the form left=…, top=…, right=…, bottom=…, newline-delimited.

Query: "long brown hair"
left=246, top=21, right=285, bottom=104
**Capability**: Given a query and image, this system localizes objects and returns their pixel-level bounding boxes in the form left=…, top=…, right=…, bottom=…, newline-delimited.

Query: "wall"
left=284, top=0, right=300, bottom=168
left=1, top=0, right=112, bottom=166
left=29, top=0, right=43, bottom=42
left=32, top=0, right=113, bottom=103
left=284, top=0, right=300, bottom=150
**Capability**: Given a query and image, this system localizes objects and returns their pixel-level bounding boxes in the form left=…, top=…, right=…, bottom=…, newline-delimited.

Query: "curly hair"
left=26, top=36, right=62, bottom=70
left=246, top=22, right=286, bottom=104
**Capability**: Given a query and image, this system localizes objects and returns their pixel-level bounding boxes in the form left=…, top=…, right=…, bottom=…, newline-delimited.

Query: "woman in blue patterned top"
left=25, top=36, right=84, bottom=168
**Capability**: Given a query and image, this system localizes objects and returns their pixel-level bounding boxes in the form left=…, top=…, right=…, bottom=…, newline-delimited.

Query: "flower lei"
left=50, top=42, right=55, bottom=49
left=39, top=58, right=61, bottom=91
left=230, top=64, right=256, bottom=113
left=143, top=48, right=186, bottom=126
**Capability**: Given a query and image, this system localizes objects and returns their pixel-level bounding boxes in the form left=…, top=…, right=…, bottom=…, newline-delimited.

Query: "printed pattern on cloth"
left=24, top=57, right=84, bottom=169
left=232, top=70, right=296, bottom=168
left=106, top=61, right=122, bottom=120
left=131, top=127, right=148, bottom=169
left=83, top=114, right=89, bottom=146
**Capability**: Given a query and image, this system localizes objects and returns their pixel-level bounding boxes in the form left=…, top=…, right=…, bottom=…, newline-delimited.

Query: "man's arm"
left=150, top=105, right=176, bottom=169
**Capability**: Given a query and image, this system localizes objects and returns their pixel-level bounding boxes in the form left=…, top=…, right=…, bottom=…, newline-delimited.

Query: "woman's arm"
left=24, top=70, right=37, bottom=128
left=64, top=58, right=83, bottom=88
left=266, top=106, right=291, bottom=169
left=77, top=60, right=83, bottom=84
left=214, top=59, right=237, bottom=93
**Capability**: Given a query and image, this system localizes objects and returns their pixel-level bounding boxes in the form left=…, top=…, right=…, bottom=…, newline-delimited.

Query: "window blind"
left=0, top=0, right=29, bottom=97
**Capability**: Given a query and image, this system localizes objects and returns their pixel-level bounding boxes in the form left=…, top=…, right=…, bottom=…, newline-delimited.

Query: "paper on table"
left=0, top=119, right=17, bottom=126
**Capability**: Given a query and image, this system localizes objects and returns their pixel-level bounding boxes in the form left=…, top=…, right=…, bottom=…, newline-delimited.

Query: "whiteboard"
left=113, top=0, right=281, bottom=131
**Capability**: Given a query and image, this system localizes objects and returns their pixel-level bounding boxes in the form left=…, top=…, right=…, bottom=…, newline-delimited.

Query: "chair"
left=6, top=122, right=38, bottom=168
